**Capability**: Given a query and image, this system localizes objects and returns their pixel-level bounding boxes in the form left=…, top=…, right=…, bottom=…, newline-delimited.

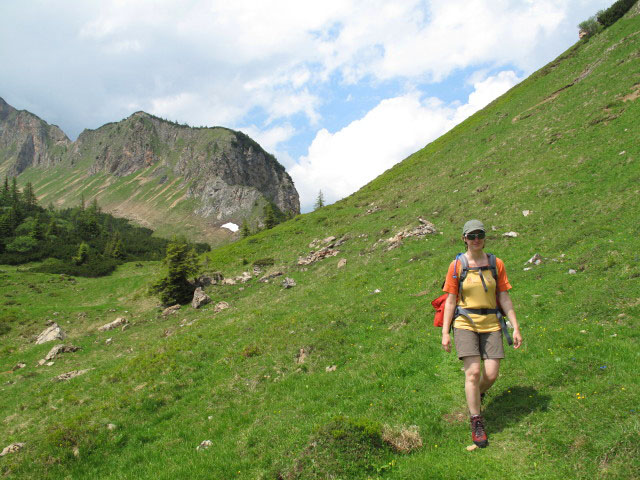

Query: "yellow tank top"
left=454, top=268, right=501, bottom=333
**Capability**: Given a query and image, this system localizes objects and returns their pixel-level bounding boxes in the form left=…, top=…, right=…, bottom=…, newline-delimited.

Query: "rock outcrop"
left=35, top=323, right=66, bottom=344
left=0, top=98, right=71, bottom=176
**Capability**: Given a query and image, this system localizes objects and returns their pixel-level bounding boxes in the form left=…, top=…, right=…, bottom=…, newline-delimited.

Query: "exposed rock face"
left=0, top=99, right=300, bottom=242
left=0, top=98, right=71, bottom=176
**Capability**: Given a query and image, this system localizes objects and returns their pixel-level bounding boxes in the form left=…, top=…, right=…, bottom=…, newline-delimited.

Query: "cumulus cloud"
left=0, top=0, right=609, bottom=138
left=290, top=70, right=521, bottom=211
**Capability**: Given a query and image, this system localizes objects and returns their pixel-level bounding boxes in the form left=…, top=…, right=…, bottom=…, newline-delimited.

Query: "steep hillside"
left=0, top=106, right=299, bottom=244
left=1, top=6, right=638, bottom=480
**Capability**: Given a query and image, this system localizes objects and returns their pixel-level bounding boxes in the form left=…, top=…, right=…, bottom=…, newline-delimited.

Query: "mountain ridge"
left=0, top=100, right=299, bottom=244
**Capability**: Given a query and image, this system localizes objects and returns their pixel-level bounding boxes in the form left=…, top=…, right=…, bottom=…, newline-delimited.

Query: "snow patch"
left=221, top=222, right=239, bottom=232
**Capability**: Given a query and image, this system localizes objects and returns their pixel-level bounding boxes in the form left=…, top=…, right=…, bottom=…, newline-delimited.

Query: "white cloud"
left=239, top=124, right=296, bottom=155
left=290, top=70, right=521, bottom=211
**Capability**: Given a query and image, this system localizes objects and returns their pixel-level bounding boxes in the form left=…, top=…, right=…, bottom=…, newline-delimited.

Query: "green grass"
left=1, top=9, right=640, bottom=480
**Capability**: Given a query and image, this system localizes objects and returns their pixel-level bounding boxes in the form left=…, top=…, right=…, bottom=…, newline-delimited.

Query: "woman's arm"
left=497, top=290, right=523, bottom=349
left=441, top=293, right=457, bottom=352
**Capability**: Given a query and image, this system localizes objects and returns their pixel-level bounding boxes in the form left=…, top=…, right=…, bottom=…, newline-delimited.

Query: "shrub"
left=578, top=16, right=603, bottom=38
left=597, top=0, right=637, bottom=27
left=6, top=235, right=38, bottom=253
left=253, top=257, right=275, bottom=267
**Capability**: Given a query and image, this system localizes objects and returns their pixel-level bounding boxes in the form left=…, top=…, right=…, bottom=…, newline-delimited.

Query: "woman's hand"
left=512, top=329, right=523, bottom=349
left=442, top=332, right=452, bottom=352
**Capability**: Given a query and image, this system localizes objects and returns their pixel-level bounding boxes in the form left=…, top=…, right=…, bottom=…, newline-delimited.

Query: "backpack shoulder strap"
left=487, top=253, right=498, bottom=281
left=456, top=253, right=469, bottom=300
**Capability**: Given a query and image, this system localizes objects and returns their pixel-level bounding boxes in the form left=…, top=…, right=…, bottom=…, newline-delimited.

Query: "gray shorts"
left=453, top=328, right=505, bottom=360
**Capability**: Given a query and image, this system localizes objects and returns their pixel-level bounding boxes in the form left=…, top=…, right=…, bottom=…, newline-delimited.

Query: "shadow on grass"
left=484, top=385, right=550, bottom=434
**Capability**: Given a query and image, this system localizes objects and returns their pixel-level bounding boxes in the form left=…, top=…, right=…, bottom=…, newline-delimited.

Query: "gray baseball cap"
left=462, top=219, right=485, bottom=236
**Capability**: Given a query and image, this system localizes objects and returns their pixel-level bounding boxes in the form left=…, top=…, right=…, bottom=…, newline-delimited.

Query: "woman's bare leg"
left=463, top=356, right=482, bottom=415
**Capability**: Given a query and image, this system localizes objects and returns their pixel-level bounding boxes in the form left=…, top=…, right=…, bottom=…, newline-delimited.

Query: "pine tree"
left=241, top=220, right=251, bottom=238
left=45, top=217, right=59, bottom=237
left=0, top=177, right=9, bottom=205
left=150, top=239, right=200, bottom=305
left=22, top=182, right=37, bottom=211
left=30, top=213, right=45, bottom=240
left=10, top=178, right=19, bottom=207
left=314, top=190, right=325, bottom=210
left=264, top=203, right=277, bottom=229
left=72, top=242, right=90, bottom=265
left=0, top=214, right=12, bottom=239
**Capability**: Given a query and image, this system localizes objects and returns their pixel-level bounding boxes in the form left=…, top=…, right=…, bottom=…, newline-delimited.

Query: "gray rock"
left=503, top=231, right=519, bottom=238
left=568, top=269, right=577, bottom=274
left=54, top=369, right=92, bottom=382
left=98, top=317, right=127, bottom=332
left=337, top=258, right=347, bottom=268
left=35, top=323, right=66, bottom=344
left=0, top=443, right=25, bottom=457
left=191, top=287, right=211, bottom=309
left=44, top=344, right=80, bottom=361
left=214, top=301, right=230, bottom=313
left=282, top=277, right=297, bottom=289
left=298, top=247, right=339, bottom=265
left=259, top=271, right=284, bottom=283
left=527, top=253, right=542, bottom=265
left=162, top=304, right=181, bottom=316
left=197, top=440, right=213, bottom=451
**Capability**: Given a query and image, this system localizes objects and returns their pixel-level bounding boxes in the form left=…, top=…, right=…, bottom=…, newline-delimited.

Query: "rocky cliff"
left=0, top=97, right=71, bottom=176
left=0, top=98, right=300, bottom=243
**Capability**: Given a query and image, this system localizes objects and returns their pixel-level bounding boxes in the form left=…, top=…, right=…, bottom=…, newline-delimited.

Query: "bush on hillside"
left=578, top=16, right=603, bottom=38
left=33, top=257, right=119, bottom=277
left=150, top=239, right=200, bottom=306
left=597, top=0, right=637, bottom=27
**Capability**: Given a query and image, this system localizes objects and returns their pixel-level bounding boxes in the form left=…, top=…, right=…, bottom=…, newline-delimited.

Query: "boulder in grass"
left=0, top=443, right=25, bottom=457
left=54, top=369, right=92, bottom=382
left=35, top=323, right=66, bottom=344
left=191, top=287, right=211, bottom=309
left=98, top=317, right=127, bottom=332
left=44, top=344, right=80, bottom=362
left=197, top=440, right=213, bottom=451
left=282, top=277, right=297, bottom=289
left=162, top=305, right=181, bottom=316
left=214, top=301, right=230, bottom=314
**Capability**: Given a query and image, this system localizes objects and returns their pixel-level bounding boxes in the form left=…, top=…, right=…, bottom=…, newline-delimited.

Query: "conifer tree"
left=264, top=203, right=277, bottom=229
left=30, top=213, right=45, bottom=240
left=72, top=242, right=90, bottom=265
left=0, top=214, right=12, bottom=239
left=314, top=190, right=325, bottom=210
left=45, top=217, right=59, bottom=237
left=241, top=220, right=251, bottom=238
left=10, top=178, right=19, bottom=208
left=22, top=182, right=37, bottom=211
left=0, top=177, right=9, bottom=205
left=150, top=238, right=200, bottom=305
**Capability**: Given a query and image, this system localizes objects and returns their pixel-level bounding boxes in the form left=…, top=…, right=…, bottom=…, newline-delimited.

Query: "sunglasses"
left=466, top=232, right=485, bottom=240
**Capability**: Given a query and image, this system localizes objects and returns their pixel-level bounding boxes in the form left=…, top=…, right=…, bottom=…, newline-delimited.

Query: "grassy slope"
left=1, top=11, right=639, bottom=480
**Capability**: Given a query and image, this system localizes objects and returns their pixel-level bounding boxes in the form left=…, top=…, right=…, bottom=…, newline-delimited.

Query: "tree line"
left=0, top=177, right=209, bottom=277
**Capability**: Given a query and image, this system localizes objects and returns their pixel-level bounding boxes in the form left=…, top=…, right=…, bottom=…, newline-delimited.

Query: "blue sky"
left=0, top=0, right=611, bottom=212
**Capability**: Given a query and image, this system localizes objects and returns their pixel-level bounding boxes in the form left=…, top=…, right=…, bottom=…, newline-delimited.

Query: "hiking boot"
left=470, top=415, right=488, bottom=448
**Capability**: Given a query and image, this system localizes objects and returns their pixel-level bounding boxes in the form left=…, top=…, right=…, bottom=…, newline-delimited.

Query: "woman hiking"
left=441, top=219, right=523, bottom=448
